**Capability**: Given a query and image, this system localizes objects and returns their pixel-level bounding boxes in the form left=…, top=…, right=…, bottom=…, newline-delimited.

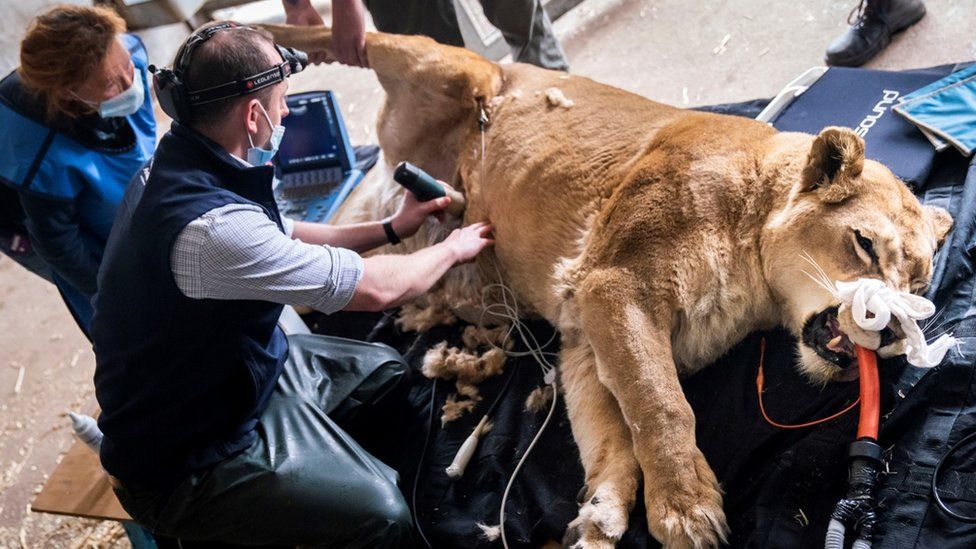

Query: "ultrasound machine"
left=274, top=90, right=364, bottom=223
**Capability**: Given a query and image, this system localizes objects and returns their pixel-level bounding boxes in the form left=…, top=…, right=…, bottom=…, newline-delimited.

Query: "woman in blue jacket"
left=0, top=5, right=157, bottom=337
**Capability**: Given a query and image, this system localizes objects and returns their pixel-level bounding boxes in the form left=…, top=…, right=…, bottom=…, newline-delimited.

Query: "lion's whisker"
left=800, top=250, right=831, bottom=281
left=801, top=269, right=839, bottom=298
left=953, top=338, right=969, bottom=360
left=921, top=306, right=947, bottom=333
left=925, top=327, right=955, bottom=343
left=800, top=251, right=837, bottom=295
left=923, top=318, right=952, bottom=339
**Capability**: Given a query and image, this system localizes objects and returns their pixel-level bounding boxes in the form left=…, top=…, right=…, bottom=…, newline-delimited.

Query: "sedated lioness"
left=261, top=25, right=952, bottom=548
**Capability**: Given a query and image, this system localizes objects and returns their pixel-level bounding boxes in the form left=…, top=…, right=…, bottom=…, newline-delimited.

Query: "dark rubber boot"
left=825, top=0, right=926, bottom=67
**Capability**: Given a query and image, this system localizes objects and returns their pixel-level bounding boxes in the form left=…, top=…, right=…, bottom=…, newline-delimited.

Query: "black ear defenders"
left=149, top=22, right=308, bottom=124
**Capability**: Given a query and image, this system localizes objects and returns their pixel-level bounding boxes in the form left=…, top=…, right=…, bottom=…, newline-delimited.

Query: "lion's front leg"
left=559, top=335, right=640, bottom=549
left=576, top=268, right=728, bottom=549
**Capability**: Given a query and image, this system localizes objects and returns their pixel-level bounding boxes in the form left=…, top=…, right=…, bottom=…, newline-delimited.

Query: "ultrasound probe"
left=393, top=161, right=466, bottom=216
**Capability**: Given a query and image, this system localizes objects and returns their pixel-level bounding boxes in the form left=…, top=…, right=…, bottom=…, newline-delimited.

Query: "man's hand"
left=283, top=0, right=324, bottom=25
left=331, top=0, right=368, bottom=67
left=346, top=221, right=494, bottom=311
left=389, top=185, right=453, bottom=238
left=443, top=222, right=494, bottom=264
left=282, top=0, right=329, bottom=64
left=280, top=0, right=366, bottom=66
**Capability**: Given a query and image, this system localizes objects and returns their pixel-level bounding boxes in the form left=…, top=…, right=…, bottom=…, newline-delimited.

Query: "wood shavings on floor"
left=0, top=514, right=126, bottom=549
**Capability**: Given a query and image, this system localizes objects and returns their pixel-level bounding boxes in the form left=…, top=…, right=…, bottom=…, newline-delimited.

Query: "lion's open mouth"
left=802, top=307, right=857, bottom=369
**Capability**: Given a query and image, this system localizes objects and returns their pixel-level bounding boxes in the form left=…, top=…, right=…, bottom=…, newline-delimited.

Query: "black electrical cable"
left=932, top=430, right=976, bottom=523
left=412, top=378, right=437, bottom=549
left=483, top=358, right=519, bottom=420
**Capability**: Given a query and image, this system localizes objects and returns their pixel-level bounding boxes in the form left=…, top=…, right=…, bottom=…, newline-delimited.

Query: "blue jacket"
left=0, top=33, right=156, bottom=300
left=92, top=122, right=288, bottom=491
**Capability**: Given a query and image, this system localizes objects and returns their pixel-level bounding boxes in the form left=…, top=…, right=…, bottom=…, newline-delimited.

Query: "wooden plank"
left=32, top=441, right=130, bottom=522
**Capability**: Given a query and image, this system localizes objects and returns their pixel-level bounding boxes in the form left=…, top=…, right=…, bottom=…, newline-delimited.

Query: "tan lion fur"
left=525, top=384, right=555, bottom=413
left=421, top=341, right=506, bottom=423
left=261, top=24, right=953, bottom=548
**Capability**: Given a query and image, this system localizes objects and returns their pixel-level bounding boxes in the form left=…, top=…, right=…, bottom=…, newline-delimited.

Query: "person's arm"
left=282, top=0, right=323, bottom=25
left=282, top=0, right=367, bottom=67
left=291, top=192, right=452, bottom=253
left=19, top=192, right=100, bottom=295
left=172, top=204, right=492, bottom=315
left=345, top=222, right=493, bottom=311
left=171, top=204, right=364, bottom=314
left=291, top=219, right=389, bottom=254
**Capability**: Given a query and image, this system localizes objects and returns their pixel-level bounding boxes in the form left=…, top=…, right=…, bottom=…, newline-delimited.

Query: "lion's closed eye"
left=852, top=230, right=878, bottom=265
left=910, top=280, right=930, bottom=294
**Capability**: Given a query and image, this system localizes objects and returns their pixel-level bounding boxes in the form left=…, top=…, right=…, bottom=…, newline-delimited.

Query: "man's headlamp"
left=150, top=22, right=308, bottom=124
left=185, top=45, right=307, bottom=106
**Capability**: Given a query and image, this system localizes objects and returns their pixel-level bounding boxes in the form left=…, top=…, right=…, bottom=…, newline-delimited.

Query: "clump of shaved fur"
left=441, top=393, right=478, bottom=425
left=462, top=325, right=512, bottom=352
left=525, top=385, right=555, bottom=413
left=545, top=87, right=575, bottom=109
left=476, top=523, right=501, bottom=541
left=397, top=301, right=458, bottom=332
left=423, top=342, right=507, bottom=423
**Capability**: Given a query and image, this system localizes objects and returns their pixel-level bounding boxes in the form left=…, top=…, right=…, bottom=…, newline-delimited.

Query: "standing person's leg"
left=480, top=0, right=570, bottom=71
left=364, top=0, right=466, bottom=46
left=825, top=0, right=926, bottom=67
left=114, top=340, right=415, bottom=548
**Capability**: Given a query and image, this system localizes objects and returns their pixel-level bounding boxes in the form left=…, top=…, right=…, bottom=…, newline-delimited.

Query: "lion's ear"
left=924, top=204, right=953, bottom=248
left=800, top=127, right=865, bottom=200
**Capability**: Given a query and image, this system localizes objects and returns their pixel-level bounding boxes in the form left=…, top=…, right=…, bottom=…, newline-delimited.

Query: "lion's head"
left=762, top=127, right=953, bottom=382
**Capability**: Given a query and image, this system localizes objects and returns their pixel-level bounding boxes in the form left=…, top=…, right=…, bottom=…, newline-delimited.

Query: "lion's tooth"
left=826, top=336, right=844, bottom=352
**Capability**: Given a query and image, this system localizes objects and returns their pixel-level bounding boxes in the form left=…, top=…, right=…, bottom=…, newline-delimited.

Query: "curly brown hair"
left=18, top=4, right=127, bottom=121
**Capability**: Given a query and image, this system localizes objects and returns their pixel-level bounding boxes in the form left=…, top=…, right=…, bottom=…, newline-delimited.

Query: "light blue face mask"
left=246, top=102, right=286, bottom=166
left=98, top=67, right=145, bottom=118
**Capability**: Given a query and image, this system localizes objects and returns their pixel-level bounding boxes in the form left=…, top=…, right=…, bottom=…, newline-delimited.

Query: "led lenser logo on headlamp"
left=250, top=72, right=279, bottom=88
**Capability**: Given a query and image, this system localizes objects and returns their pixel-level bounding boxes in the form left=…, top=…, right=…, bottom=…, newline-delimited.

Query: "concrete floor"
left=0, top=0, right=974, bottom=546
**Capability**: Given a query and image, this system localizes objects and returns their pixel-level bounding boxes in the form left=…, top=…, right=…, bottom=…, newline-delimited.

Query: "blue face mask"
left=246, top=102, right=286, bottom=166
left=99, top=67, right=145, bottom=119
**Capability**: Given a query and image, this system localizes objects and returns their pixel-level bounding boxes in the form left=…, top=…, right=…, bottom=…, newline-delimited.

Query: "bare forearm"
left=345, top=243, right=458, bottom=311
left=291, top=219, right=388, bottom=253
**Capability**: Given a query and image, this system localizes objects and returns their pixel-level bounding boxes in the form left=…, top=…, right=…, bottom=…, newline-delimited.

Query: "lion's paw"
left=562, top=485, right=630, bottom=549
left=646, top=454, right=728, bottom=549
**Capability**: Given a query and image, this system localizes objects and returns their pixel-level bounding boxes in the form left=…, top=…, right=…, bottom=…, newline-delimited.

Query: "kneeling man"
left=91, top=22, right=491, bottom=547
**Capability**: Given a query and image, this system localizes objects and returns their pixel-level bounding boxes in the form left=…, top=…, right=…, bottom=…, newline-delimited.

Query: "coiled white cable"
left=477, top=261, right=559, bottom=549
left=473, top=111, right=558, bottom=548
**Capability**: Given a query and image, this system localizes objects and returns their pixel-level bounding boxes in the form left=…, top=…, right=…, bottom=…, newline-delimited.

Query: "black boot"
left=825, top=0, right=926, bottom=67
